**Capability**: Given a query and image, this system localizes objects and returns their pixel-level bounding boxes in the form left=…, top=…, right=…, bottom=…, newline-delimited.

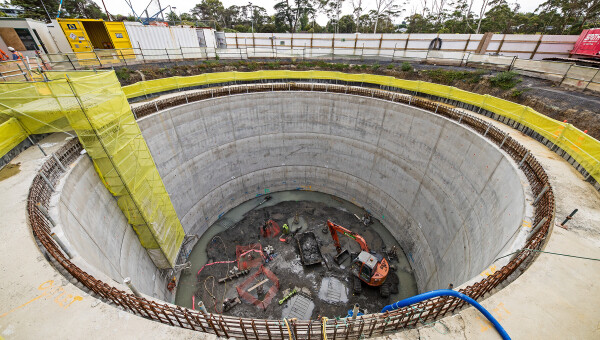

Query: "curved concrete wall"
left=52, top=156, right=173, bottom=300
left=138, top=92, right=525, bottom=291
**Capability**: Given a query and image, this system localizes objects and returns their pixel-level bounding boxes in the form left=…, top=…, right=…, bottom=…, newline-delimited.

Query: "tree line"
left=2, top=0, right=599, bottom=35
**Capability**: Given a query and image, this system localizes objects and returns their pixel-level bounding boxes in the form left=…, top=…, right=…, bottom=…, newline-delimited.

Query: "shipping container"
left=571, top=28, right=600, bottom=58
left=57, top=18, right=133, bottom=53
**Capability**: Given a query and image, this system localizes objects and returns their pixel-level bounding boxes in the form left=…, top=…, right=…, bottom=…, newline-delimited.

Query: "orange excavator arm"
left=327, top=220, right=369, bottom=253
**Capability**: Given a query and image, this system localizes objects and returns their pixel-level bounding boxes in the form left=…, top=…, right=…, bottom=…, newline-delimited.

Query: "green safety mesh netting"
left=121, top=70, right=600, bottom=183
left=2, top=70, right=600, bottom=255
left=0, top=71, right=184, bottom=269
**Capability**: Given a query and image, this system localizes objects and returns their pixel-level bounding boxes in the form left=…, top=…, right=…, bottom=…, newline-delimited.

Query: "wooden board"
left=247, top=279, right=269, bottom=292
left=0, top=28, right=26, bottom=51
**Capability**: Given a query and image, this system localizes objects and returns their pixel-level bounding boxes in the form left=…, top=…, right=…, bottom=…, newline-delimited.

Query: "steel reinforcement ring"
left=27, top=80, right=554, bottom=340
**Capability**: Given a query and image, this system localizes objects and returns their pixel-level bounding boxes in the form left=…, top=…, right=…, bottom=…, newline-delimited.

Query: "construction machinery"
left=326, top=220, right=390, bottom=296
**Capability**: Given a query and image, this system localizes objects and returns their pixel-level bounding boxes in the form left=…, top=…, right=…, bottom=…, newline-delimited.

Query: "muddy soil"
left=193, top=201, right=405, bottom=320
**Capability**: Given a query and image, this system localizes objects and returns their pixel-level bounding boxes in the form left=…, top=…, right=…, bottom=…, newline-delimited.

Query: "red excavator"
left=326, top=220, right=390, bottom=296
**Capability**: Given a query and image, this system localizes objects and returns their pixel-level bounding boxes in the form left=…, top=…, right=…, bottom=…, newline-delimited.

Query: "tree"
left=475, top=0, right=490, bottom=33
left=274, top=0, right=295, bottom=32
left=274, top=0, right=316, bottom=32
left=191, top=0, right=225, bottom=26
left=259, top=23, right=277, bottom=32
left=180, top=13, right=195, bottom=22
left=537, top=0, right=600, bottom=33
left=479, top=0, right=520, bottom=33
left=319, top=0, right=344, bottom=33
left=352, top=0, right=364, bottom=32
left=371, top=0, right=405, bottom=33
left=327, top=14, right=356, bottom=32
left=244, top=4, right=269, bottom=32
left=11, top=0, right=104, bottom=22
left=167, top=11, right=179, bottom=22
left=441, top=0, right=477, bottom=33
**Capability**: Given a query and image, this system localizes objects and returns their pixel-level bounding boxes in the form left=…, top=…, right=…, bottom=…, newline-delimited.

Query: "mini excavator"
left=326, top=220, right=391, bottom=296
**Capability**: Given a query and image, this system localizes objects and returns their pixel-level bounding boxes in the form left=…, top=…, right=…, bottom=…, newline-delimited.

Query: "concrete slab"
left=281, top=294, right=315, bottom=320
left=0, top=134, right=212, bottom=339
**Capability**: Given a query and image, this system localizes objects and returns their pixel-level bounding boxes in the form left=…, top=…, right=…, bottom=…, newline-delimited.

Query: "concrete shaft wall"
left=53, top=156, right=172, bottom=300
left=138, top=92, right=525, bottom=291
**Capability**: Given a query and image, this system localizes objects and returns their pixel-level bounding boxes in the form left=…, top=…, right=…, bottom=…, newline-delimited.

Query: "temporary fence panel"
left=466, top=53, right=514, bottom=68
left=236, top=265, right=279, bottom=310
left=536, top=35, right=580, bottom=59
left=225, top=33, right=580, bottom=59
left=512, top=59, right=572, bottom=82
left=485, top=34, right=579, bottom=60
left=236, top=243, right=264, bottom=270
left=488, top=34, right=539, bottom=59
left=121, top=71, right=600, bottom=183
left=562, top=65, right=599, bottom=89
left=0, top=71, right=184, bottom=268
left=587, top=70, right=600, bottom=92
left=125, top=23, right=201, bottom=60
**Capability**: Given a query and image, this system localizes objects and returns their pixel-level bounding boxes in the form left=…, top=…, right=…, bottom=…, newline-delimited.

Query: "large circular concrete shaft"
left=137, top=91, right=526, bottom=291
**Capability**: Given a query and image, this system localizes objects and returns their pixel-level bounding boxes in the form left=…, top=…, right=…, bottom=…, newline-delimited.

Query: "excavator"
left=326, top=220, right=391, bottom=297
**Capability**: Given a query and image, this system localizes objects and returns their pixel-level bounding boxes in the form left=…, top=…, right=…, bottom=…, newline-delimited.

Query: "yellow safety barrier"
left=121, top=71, right=600, bottom=183
left=0, top=71, right=184, bottom=268
left=0, top=118, right=29, bottom=158
left=1, top=69, right=599, bottom=232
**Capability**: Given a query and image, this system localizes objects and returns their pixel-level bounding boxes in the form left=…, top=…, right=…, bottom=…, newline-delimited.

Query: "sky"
left=93, top=0, right=547, bottom=26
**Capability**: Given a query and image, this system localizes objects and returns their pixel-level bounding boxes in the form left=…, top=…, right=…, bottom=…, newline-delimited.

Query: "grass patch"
left=401, top=62, right=412, bottom=72
left=115, top=67, right=130, bottom=81
left=510, top=88, right=529, bottom=98
left=490, top=71, right=521, bottom=90
left=265, top=61, right=281, bottom=69
left=422, top=69, right=484, bottom=84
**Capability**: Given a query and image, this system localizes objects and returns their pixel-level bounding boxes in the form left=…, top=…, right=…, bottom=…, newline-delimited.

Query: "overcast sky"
left=93, top=0, right=547, bottom=25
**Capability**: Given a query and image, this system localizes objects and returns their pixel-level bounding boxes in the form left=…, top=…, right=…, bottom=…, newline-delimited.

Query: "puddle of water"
left=175, top=190, right=418, bottom=308
left=0, top=163, right=21, bottom=181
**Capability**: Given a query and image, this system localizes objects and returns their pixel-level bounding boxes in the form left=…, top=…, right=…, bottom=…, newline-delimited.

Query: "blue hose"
left=381, top=289, right=510, bottom=340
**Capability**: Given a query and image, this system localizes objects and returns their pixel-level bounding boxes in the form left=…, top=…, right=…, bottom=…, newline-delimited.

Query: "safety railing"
left=0, top=57, right=47, bottom=81
left=28, top=81, right=555, bottom=339
left=26, top=46, right=600, bottom=92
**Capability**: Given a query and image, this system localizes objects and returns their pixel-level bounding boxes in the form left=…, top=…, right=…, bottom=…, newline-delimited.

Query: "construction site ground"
left=192, top=200, right=415, bottom=320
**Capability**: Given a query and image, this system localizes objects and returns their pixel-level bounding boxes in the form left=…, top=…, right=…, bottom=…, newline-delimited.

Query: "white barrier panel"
left=512, top=59, right=573, bottom=81
left=467, top=54, right=514, bottom=67
left=224, top=33, right=577, bottom=60
left=125, top=23, right=201, bottom=55
left=563, top=65, right=599, bottom=89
